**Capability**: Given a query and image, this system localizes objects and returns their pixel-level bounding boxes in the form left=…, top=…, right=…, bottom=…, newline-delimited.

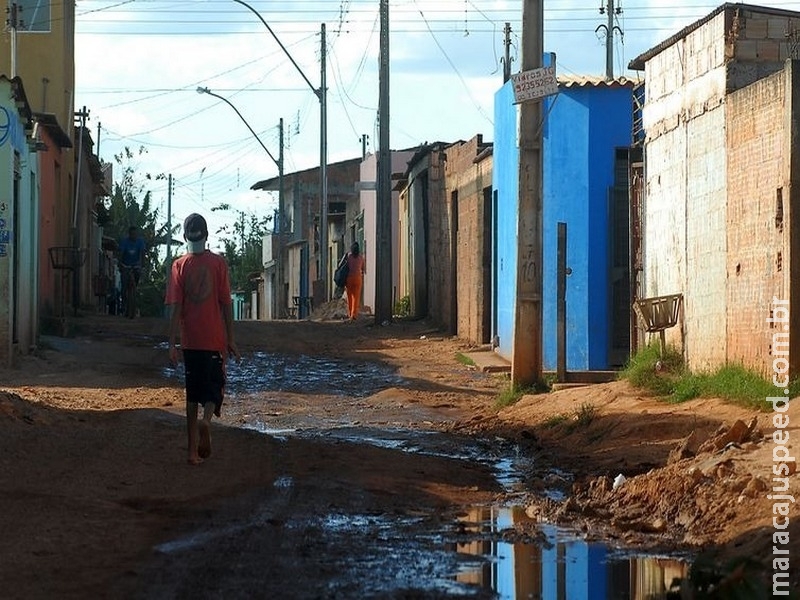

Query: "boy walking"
left=166, top=213, right=240, bottom=465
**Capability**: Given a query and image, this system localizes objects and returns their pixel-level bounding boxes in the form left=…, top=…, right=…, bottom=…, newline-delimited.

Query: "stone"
left=669, top=430, right=705, bottom=463
left=713, top=419, right=750, bottom=450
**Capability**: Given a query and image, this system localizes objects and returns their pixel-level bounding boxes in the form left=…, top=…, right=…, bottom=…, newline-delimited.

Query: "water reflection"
left=163, top=351, right=405, bottom=397
left=453, top=507, right=688, bottom=599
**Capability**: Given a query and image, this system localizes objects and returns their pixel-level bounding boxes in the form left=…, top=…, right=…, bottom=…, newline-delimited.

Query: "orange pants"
left=345, top=274, right=362, bottom=319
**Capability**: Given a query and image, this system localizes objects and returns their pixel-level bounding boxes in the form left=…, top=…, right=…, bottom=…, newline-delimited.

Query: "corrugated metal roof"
left=628, top=3, right=800, bottom=71
left=557, top=75, right=637, bottom=88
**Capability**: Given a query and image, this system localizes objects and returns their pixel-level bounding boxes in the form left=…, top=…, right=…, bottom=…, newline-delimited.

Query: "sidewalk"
left=464, top=349, right=511, bottom=373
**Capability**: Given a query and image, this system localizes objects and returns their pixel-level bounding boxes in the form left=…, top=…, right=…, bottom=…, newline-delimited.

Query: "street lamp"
left=196, top=86, right=285, bottom=318
left=228, top=0, right=329, bottom=300
left=196, top=87, right=280, bottom=171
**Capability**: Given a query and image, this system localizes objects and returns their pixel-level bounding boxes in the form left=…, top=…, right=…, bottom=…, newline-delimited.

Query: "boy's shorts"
left=183, top=349, right=225, bottom=414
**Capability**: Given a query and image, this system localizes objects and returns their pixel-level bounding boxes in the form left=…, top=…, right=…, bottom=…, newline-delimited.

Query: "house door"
left=491, top=189, right=499, bottom=346
left=481, top=186, right=492, bottom=344
left=449, top=190, right=458, bottom=335
left=609, top=148, right=633, bottom=367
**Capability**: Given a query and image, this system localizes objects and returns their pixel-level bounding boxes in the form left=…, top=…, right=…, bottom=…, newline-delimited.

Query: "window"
left=14, top=0, right=50, bottom=33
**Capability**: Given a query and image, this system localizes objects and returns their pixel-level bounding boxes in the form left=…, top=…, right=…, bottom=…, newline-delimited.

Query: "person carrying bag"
left=337, top=243, right=365, bottom=320
left=334, top=253, right=349, bottom=290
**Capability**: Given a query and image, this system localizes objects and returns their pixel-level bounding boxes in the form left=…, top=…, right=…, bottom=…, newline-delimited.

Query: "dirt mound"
left=492, top=380, right=800, bottom=581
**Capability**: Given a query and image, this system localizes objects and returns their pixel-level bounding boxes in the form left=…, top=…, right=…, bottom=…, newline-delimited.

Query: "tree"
left=102, top=146, right=169, bottom=317
left=211, top=204, right=272, bottom=295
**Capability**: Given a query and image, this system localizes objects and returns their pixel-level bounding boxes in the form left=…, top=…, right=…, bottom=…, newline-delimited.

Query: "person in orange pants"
left=344, top=242, right=365, bottom=321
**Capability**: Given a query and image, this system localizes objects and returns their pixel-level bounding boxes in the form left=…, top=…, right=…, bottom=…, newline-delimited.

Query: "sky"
left=72, top=0, right=800, bottom=248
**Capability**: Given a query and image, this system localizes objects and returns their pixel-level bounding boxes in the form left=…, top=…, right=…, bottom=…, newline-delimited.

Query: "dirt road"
left=0, top=311, right=796, bottom=597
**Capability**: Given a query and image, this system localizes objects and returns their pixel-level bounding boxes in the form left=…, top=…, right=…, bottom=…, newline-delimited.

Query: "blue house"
left=493, top=70, right=634, bottom=371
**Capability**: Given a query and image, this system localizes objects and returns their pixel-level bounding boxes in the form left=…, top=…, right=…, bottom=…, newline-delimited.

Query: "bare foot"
left=187, top=456, right=204, bottom=465
left=198, top=420, right=212, bottom=459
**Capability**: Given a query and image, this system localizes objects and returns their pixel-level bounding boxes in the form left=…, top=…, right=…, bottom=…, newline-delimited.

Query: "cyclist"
left=118, top=226, right=145, bottom=318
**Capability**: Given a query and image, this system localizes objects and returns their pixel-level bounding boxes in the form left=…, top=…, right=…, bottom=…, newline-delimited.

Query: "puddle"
left=156, top=350, right=688, bottom=597
left=452, top=506, right=689, bottom=599
left=290, top=426, right=531, bottom=494
left=163, top=351, right=405, bottom=397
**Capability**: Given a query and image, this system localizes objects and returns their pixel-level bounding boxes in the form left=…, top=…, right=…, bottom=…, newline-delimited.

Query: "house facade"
left=360, top=148, right=417, bottom=316
left=33, top=112, right=72, bottom=320
left=3, top=0, right=76, bottom=316
left=253, top=157, right=361, bottom=318
left=630, top=3, right=800, bottom=375
left=493, top=74, right=634, bottom=371
left=0, top=76, right=37, bottom=365
left=396, top=143, right=449, bottom=321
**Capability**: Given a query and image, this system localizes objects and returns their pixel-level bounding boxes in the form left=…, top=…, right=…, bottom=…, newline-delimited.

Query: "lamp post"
left=228, top=0, right=329, bottom=300
left=196, top=86, right=284, bottom=319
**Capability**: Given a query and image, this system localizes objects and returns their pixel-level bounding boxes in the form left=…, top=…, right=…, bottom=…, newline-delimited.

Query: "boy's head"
left=183, top=213, right=208, bottom=254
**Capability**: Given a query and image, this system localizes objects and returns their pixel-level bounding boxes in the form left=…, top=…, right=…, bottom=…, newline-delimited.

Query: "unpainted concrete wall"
left=444, top=136, right=493, bottom=343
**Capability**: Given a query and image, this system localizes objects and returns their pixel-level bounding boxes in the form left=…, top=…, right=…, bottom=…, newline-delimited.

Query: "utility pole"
left=73, top=107, right=90, bottom=232
left=596, top=0, right=623, bottom=81
left=7, top=2, right=19, bottom=77
left=166, top=175, right=172, bottom=265
left=165, top=174, right=173, bottom=311
left=512, top=0, right=544, bottom=387
left=502, top=22, right=513, bottom=83
left=375, top=0, right=391, bottom=325
left=319, top=23, right=329, bottom=300
left=277, top=117, right=285, bottom=319
left=227, top=0, right=328, bottom=300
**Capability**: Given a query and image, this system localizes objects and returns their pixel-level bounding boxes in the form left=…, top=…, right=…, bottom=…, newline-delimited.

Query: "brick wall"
left=443, top=136, right=493, bottom=343
left=726, top=68, right=789, bottom=376
left=425, top=150, right=451, bottom=330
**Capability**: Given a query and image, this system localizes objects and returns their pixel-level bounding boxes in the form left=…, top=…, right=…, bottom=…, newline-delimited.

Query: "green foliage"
left=99, top=147, right=274, bottom=314
left=621, top=343, right=800, bottom=410
left=495, top=380, right=548, bottom=409
left=102, top=146, right=169, bottom=317
left=455, top=352, right=475, bottom=367
left=621, top=342, right=685, bottom=396
left=211, top=205, right=272, bottom=295
left=541, top=403, right=597, bottom=432
left=574, top=402, right=597, bottom=427
left=394, top=295, right=411, bottom=317
left=542, top=413, right=568, bottom=428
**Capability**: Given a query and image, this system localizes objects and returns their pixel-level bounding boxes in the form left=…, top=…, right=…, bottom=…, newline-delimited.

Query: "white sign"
left=511, top=66, right=558, bottom=103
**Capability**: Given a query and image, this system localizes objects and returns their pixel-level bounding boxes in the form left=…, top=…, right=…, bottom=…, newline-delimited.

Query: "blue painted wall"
left=541, top=532, right=609, bottom=599
left=492, top=81, right=519, bottom=366
left=493, top=76, right=632, bottom=371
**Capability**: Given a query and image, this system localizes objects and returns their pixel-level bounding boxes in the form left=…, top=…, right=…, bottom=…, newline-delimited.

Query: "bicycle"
left=119, top=264, right=140, bottom=319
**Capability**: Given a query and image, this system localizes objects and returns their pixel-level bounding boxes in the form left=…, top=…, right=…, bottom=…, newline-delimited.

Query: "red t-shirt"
left=165, top=251, right=232, bottom=352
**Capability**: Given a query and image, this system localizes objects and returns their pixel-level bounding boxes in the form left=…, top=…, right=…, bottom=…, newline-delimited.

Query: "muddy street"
left=0, top=313, right=763, bottom=598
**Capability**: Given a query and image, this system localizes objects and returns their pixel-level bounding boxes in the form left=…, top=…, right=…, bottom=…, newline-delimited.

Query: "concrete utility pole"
left=511, top=0, right=544, bottom=387
left=596, top=0, right=623, bottom=81
left=319, top=23, right=329, bottom=300
left=7, top=2, right=19, bottom=77
left=277, top=117, right=284, bottom=317
left=228, top=0, right=328, bottom=298
left=502, top=22, right=513, bottom=83
left=165, top=174, right=172, bottom=305
left=375, top=0, right=392, bottom=325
